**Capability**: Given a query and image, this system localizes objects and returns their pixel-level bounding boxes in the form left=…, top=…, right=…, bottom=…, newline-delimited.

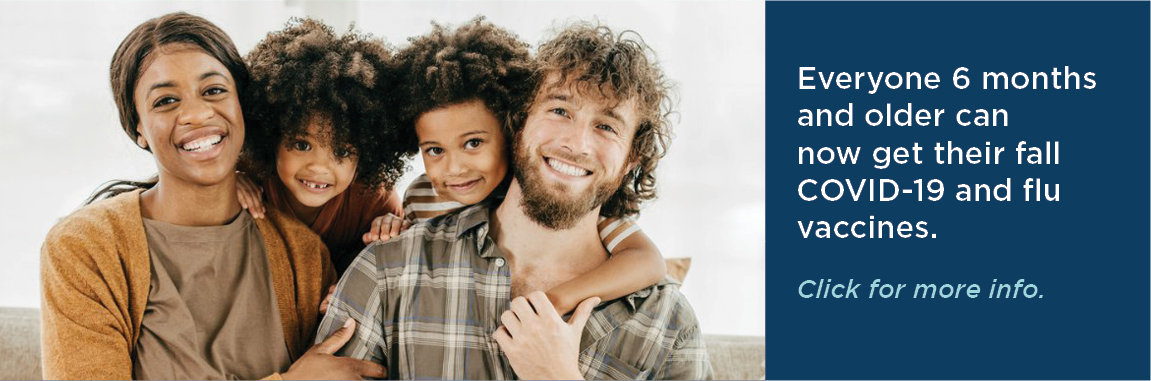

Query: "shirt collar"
left=453, top=201, right=494, bottom=239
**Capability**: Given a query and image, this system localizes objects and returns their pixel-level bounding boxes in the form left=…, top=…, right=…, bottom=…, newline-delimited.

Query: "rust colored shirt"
left=266, top=180, right=402, bottom=274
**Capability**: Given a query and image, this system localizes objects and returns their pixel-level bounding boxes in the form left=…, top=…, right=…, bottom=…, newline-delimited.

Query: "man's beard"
left=513, top=138, right=621, bottom=230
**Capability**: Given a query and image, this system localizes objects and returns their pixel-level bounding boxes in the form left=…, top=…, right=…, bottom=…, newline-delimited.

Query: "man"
left=316, top=21, right=711, bottom=380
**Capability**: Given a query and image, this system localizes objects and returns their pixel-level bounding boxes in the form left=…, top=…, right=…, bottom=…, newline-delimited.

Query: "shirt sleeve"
left=597, top=217, right=642, bottom=254
left=40, top=223, right=135, bottom=380
left=651, top=324, right=714, bottom=380
left=315, top=243, right=388, bottom=365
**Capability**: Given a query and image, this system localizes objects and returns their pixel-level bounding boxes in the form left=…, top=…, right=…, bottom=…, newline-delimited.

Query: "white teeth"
left=301, top=180, right=330, bottom=189
left=546, top=158, right=590, bottom=177
left=181, top=135, right=223, bottom=152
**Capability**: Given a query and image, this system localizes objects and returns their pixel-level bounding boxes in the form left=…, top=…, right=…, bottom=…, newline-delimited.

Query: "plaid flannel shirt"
left=315, top=203, right=712, bottom=380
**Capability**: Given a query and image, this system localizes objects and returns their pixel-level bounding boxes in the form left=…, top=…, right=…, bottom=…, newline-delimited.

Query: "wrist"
left=544, top=290, right=573, bottom=314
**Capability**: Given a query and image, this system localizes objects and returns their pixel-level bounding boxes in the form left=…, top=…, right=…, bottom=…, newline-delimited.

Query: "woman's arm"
left=545, top=222, right=666, bottom=315
left=40, top=225, right=136, bottom=379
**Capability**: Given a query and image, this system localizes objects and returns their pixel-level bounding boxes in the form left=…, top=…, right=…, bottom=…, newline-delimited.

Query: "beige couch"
left=1, top=307, right=764, bottom=380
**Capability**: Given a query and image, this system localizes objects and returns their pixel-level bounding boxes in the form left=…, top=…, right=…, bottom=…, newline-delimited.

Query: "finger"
left=388, top=217, right=402, bottom=238
left=320, top=285, right=336, bottom=314
left=370, top=217, right=384, bottom=241
left=500, top=310, right=521, bottom=337
left=527, top=291, right=561, bottom=321
left=567, top=297, right=601, bottom=332
left=509, top=296, right=536, bottom=322
left=362, top=232, right=373, bottom=245
left=314, top=319, right=356, bottom=355
left=351, top=358, right=387, bottom=379
left=493, top=326, right=513, bottom=348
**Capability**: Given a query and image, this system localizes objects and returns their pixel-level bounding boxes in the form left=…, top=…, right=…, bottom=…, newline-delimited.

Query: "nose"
left=445, top=152, right=467, bottom=176
left=302, top=148, right=333, bottom=174
left=176, top=97, right=214, bottom=126
left=556, top=119, right=595, bottom=157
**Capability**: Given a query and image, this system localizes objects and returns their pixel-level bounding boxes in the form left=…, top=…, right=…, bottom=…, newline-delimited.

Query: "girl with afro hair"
left=380, top=17, right=667, bottom=315
left=239, top=18, right=409, bottom=274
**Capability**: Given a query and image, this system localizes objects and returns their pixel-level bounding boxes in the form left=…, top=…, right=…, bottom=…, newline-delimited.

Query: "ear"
left=626, top=160, right=638, bottom=176
left=135, top=125, right=148, bottom=149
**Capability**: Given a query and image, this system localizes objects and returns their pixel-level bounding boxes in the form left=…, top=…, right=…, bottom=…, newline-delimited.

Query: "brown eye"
left=153, top=97, right=177, bottom=108
left=464, top=138, right=483, bottom=149
left=549, top=108, right=570, bottom=117
left=291, top=141, right=310, bottom=151
left=424, top=147, right=444, bottom=157
left=334, top=148, right=353, bottom=158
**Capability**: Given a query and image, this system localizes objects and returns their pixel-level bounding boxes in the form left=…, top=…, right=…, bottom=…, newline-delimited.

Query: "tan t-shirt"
left=133, top=210, right=292, bottom=380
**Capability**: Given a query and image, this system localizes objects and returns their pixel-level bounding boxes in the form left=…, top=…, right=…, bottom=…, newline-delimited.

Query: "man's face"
left=513, top=74, right=638, bottom=230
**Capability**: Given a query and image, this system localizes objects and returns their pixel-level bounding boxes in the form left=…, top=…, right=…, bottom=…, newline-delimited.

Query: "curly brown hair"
left=243, top=18, right=406, bottom=192
left=523, top=22, right=676, bottom=219
left=391, top=16, right=534, bottom=148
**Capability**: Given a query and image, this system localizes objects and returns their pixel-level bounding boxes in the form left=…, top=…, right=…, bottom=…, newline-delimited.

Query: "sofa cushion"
left=0, top=307, right=764, bottom=380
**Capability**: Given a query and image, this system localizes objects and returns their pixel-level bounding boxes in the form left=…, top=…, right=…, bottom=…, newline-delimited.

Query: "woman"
left=39, top=12, right=383, bottom=380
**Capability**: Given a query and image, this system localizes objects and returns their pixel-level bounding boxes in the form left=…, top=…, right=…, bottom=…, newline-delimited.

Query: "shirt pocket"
left=588, top=353, right=653, bottom=380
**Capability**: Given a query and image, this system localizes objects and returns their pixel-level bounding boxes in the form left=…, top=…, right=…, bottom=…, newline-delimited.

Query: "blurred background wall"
left=0, top=0, right=765, bottom=336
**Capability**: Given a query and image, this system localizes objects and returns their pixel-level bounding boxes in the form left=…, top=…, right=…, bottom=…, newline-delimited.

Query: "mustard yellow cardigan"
left=40, top=189, right=335, bottom=379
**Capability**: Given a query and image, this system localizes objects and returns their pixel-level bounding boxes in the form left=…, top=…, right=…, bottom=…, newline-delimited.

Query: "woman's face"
left=415, top=99, right=508, bottom=205
left=133, top=44, right=244, bottom=189
left=275, top=117, right=359, bottom=210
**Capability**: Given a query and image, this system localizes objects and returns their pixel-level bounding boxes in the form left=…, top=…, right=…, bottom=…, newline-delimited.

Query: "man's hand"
left=281, top=319, right=386, bottom=380
left=494, top=291, right=599, bottom=380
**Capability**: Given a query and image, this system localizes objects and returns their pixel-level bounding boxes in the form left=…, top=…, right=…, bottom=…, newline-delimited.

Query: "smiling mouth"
left=545, top=157, right=591, bottom=177
left=298, top=179, right=332, bottom=190
left=447, top=178, right=481, bottom=192
left=181, top=134, right=224, bottom=152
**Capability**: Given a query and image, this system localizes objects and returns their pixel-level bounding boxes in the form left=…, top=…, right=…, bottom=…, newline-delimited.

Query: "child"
left=374, top=17, right=667, bottom=314
left=239, top=18, right=410, bottom=274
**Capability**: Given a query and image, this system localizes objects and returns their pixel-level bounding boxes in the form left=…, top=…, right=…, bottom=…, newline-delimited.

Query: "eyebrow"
left=147, top=71, right=228, bottom=93
left=544, top=93, right=571, bottom=102
left=602, top=108, right=624, bottom=124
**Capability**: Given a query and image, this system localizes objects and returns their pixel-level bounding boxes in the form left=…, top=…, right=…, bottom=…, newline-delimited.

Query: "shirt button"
left=494, top=258, right=506, bottom=267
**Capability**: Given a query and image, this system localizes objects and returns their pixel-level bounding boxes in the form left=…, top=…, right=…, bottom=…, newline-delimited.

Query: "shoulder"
left=42, top=190, right=144, bottom=264
left=401, top=173, right=434, bottom=202
left=402, top=173, right=466, bottom=222
left=605, top=277, right=704, bottom=347
left=259, top=207, right=322, bottom=245
left=633, top=278, right=700, bottom=326
left=40, top=190, right=148, bottom=314
left=363, top=203, right=490, bottom=265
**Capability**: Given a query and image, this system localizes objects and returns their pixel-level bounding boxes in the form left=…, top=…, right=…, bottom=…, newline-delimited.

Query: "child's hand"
left=362, top=213, right=410, bottom=244
left=319, top=285, right=336, bottom=315
left=236, top=172, right=266, bottom=219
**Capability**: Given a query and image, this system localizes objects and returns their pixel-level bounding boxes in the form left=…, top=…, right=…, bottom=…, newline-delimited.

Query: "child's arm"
left=545, top=221, right=667, bottom=315
left=236, top=172, right=267, bottom=219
